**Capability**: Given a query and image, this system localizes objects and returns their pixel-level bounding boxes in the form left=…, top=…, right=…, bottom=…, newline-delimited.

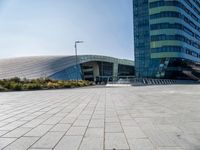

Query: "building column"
left=113, top=63, right=118, bottom=77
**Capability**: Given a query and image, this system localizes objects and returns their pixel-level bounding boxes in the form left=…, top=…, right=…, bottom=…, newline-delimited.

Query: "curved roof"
left=0, top=55, right=134, bottom=79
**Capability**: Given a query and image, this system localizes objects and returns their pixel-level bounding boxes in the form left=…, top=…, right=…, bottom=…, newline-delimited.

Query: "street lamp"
left=74, top=41, right=84, bottom=83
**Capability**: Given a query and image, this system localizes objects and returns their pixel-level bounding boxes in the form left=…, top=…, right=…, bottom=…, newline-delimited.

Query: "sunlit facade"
left=133, top=0, right=200, bottom=80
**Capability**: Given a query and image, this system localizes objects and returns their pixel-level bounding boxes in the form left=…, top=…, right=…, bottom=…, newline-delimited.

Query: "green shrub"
left=47, top=82, right=60, bottom=89
left=0, top=77, right=93, bottom=91
left=0, top=85, right=6, bottom=91
left=10, top=77, right=21, bottom=83
left=23, top=83, right=42, bottom=90
left=9, top=82, right=22, bottom=91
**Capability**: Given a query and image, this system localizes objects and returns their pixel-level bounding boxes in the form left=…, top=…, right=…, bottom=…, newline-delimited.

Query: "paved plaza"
left=0, top=85, right=200, bottom=150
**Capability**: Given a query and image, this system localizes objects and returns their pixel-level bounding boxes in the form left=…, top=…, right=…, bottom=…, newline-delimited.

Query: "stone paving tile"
left=42, top=116, right=63, bottom=125
left=92, top=114, right=104, bottom=119
left=0, top=131, right=9, bottom=137
left=0, top=121, right=26, bottom=131
left=3, top=137, right=39, bottom=150
left=128, top=138, right=155, bottom=150
left=120, top=119, right=138, bottom=127
left=73, top=119, right=90, bottom=127
left=157, top=147, right=183, bottom=150
left=31, top=132, right=64, bottom=149
left=105, top=122, right=123, bottom=133
left=157, top=124, right=183, bottom=134
left=3, top=127, right=31, bottom=138
left=89, top=119, right=104, bottom=128
left=105, top=132, right=129, bottom=150
left=171, top=134, right=200, bottom=150
left=22, top=118, right=46, bottom=128
left=20, top=115, right=37, bottom=121
left=143, top=129, right=178, bottom=147
left=78, top=114, right=92, bottom=120
left=105, top=117, right=119, bottom=123
left=0, top=122, right=9, bottom=128
left=50, top=123, right=71, bottom=132
left=28, top=148, right=52, bottom=150
left=79, top=137, right=104, bottom=150
left=79, top=128, right=104, bottom=150
left=66, top=126, right=87, bottom=136
left=0, top=85, right=200, bottom=150
left=60, top=116, right=76, bottom=124
left=36, top=114, right=53, bottom=120
left=24, top=124, right=53, bottom=137
left=85, top=128, right=104, bottom=138
left=0, top=137, right=16, bottom=149
left=119, top=114, right=132, bottom=120
left=123, top=126, right=147, bottom=139
left=54, top=136, right=83, bottom=150
left=2, top=117, right=20, bottom=123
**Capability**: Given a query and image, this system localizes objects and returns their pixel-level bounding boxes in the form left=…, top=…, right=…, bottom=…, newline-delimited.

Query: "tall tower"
left=133, top=0, right=200, bottom=80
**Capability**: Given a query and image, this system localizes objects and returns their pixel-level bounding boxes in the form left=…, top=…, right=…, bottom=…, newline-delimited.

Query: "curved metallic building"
left=0, top=55, right=134, bottom=81
left=133, top=0, right=200, bottom=80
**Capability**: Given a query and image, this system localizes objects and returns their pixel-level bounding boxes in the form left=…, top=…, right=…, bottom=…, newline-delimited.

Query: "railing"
left=95, top=76, right=135, bottom=85
left=100, top=76, right=200, bottom=86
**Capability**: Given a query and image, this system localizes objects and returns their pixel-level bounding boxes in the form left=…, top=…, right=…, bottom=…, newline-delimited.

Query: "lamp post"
left=74, top=41, right=84, bottom=84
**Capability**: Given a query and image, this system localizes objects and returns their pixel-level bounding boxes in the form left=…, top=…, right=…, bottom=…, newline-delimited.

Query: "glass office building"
left=133, top=0, right=200, bottom=80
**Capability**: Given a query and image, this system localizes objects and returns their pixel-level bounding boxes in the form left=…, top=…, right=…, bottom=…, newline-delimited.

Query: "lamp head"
left=75, top=41, right=84, bottom=44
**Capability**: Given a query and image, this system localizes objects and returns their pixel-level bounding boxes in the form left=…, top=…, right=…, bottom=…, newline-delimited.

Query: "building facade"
left=133, top=0, right=200, bottom=80
left=0, top=55, right=134, bottom=82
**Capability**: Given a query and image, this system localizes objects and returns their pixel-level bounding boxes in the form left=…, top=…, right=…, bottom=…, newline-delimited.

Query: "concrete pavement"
left=0, top=85, right=200, bottom=150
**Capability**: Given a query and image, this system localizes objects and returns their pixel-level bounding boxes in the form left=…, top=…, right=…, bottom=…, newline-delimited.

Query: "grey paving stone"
left=89, top=119, right=104, bottom=128
left=157, top=148, right=183, bottom=150
left=73, top=119, right=90, bottom=127
left=42, top=116, right=63, bottom=125
left=157, top=124, right=183, bottom=134
left=0, top=122, right=9, bottom=128
left=0, top=121, right=26, bottom=131
left=79, top=114, right=92, bottom=120
left=172, top=134, right=200, bottom=150
left=128, top=138, right=155, bottom=150
left=20, top=115, right=37, bottom=121
left=79, top=127, right=104, bottom=150
left=36, top=114, right=52, bottom=120
left=105, top=123, right=123, bottom=133
left=31, top=132, right=64, bottom=149
left=60, top=116, right=76, bottom=124
left=123, top=127, right=147, bottom=139
left=85, top=128, right=104, bottom=138
left=0, top=130, right=9, bottom=136
left=0, top=138, right=16, bottom=149
left=119, top=114, right=132, bottom=120
left=92, top=114, right=104, bottom=119
left=105, top=117, right=119, bottom=123
left=2, top=117, right=20, bottom=123
left=105, top=132, right=129, bottom=150
left=121, top=119, right=138, bottom=127
left=79, top=137, right=103, bottom=150
left=0, top=85, right=200, bottom=149
left=22, top=119, right=46, bottom=128
left=25, top=124, right=53, bottom=137
left=143, top=129, right=178, bottom=147
left=28, top=148, right=52, bottom=150
left=50, top=123, right=71, bottom=132
left=66, top=126, right=87, bottom=136
left=3, top=127, right=31, bottom=138
left=54, top=136, right=82, bottom=150
left=3, top=137, right=39, bottom=150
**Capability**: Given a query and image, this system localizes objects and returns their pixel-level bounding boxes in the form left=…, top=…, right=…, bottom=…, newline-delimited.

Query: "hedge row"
left=0, top=77, right=93, bottom=91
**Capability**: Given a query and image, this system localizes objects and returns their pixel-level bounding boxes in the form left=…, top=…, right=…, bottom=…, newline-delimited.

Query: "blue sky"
left=0, top=0, right=134, bottom=60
